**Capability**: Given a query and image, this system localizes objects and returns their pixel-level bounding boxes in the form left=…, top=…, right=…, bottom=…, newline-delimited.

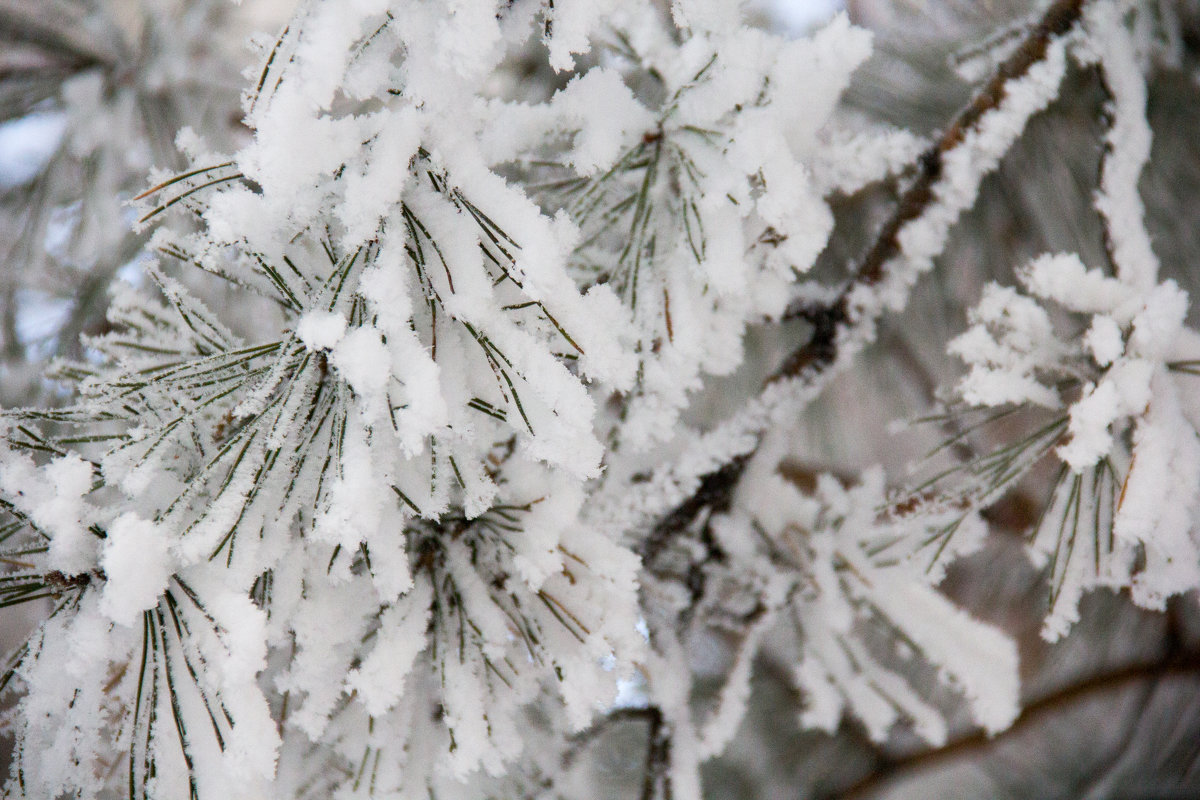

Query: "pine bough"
left=0, top=0, right=1195, bottom=798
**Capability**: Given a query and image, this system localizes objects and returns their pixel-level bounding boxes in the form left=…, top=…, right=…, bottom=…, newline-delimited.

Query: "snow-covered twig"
left=621, top=0, right=1091, bottom=553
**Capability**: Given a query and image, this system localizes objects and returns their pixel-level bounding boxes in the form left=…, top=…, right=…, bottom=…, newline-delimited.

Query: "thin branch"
left=818, top=651, right=1200, bottom=800
left=775, top=0, right=1088, bottom=380
left=640, top=453, right=749, bottom=565
left=1093, top=61, right=1121, bottom=275
left=569, top=705, right=662, bottom=750
left=561, top=705, right=672, bottom=800
left=644, top=0, right=1090, bottom=560
left=1, top=284, right=21, bottom=363
left=643, top=0, right=1094, bottom=582
left=641, top=706, right=670, bottom=800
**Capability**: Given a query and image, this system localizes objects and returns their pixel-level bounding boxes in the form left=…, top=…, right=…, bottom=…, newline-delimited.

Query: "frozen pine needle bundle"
left=1, top=0, right=1200, bottom=798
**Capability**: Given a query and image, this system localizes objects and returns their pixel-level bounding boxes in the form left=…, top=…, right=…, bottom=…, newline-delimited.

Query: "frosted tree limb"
left=627, top=0, right=1091, bottom=554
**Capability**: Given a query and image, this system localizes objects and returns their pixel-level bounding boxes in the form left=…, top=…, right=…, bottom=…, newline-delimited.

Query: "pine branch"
left=775, top=0, right=1089, bottom=378
left=643, top=0, right=1091, bottom=563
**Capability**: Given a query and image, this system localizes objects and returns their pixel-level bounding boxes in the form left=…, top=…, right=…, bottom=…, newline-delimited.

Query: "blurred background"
left=1, top=1, right=1199, bottom=798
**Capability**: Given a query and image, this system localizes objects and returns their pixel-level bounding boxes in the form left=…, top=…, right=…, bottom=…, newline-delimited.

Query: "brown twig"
left=641, top=706, right=672, bottom=800
left=1092, top=61, right=1122, bottom=275
left=775, top=0, right=1088, bottom=382
left=640, top=453, right=749, bottom=565
left=817, top=651, right=1200, bottom=800
left=564, top=705, right=673, bottom=799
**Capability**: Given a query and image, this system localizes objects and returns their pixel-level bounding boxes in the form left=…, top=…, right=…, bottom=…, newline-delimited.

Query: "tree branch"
left=818, top=650, right=1200, bottom=800
left=640, top=453, right=749, bottom=565
left=643, top=0, right=1091, bottom=561
left=775, top=0, right=1088, bottom=381
left=640, top=706, right=671, bottom=800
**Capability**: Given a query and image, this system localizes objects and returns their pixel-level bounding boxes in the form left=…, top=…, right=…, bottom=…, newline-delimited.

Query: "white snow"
left=295, top=310, right=347, bottom=351
left=98, top=514, right=173, bottom=627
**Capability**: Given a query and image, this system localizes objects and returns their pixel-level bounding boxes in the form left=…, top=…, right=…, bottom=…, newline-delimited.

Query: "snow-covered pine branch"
left=0, top=0, right=1198, bottom=798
